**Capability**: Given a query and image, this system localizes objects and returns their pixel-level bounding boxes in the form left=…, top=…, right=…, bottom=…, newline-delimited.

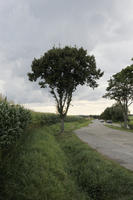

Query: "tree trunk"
left=60, top=117, right=64, bottom=133
left=123, top=112, right=128, bottom=129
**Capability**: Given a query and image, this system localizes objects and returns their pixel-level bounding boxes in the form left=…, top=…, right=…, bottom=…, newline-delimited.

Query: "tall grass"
left=1, top=126, right=90, bottom=200
left=55, top=123, right=133, bottom=200
left=2, top=117, right=133, bottom=200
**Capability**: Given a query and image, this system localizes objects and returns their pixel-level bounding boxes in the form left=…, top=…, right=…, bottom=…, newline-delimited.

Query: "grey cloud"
left=0, top=0, right=133, bottom=111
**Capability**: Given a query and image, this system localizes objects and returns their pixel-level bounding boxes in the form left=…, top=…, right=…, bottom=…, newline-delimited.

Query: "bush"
left=0, top=101, right=31, bottom=149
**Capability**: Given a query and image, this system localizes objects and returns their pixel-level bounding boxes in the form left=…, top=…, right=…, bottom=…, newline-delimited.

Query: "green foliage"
left=104, top=61, right=133, bottom=128
left=65, top=116, right=84, bottom=122
left=40, top=113, right=60, bottom=125
left=128, top=116, right=133, bottom=129
left=0, top=100, right=31, bottom=149
left=2, top=119, right=133, bottom=200
left=57, top=127, right=133, bottom=200
left=28, top=46, right=103, bottom=132
left=105, top=124, right=133, bottom=133
left=100, top=103, right=124, bottom=122
left=30, top=111, right=84, bottom=127
left=1, top=125, right=90, bottom=200
left=104, top=64, right=133, bottom=103
left=128, top=123, right=133, bottom=130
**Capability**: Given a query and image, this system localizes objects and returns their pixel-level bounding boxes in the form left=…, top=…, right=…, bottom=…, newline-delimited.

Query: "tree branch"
left=128, top=101, right=133, bottom=107
left=62, top=93, right=68, bottom=108
left=64, top=94, right=72, bottom=116
left=51, top=88, right=59, bottom=105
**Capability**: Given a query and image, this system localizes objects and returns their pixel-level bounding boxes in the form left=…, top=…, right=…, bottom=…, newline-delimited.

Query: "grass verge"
left=1, top=121, right=90, bottom=200
left=1, top=119, right=133, bottom=200
left=55, top=122, right=133, bottom=200
left=104, top=124, right=133, bottom=133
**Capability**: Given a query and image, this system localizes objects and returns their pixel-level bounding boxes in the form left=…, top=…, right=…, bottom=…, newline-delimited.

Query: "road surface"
left=75, top=120, right=133, bottom=171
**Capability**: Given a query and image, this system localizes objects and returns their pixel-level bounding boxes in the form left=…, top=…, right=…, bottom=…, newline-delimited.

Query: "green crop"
left=0, top=101, right=31, bottom=149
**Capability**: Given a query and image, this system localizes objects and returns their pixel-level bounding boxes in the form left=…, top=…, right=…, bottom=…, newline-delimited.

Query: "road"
left=75, top=120, right=133, bottom=171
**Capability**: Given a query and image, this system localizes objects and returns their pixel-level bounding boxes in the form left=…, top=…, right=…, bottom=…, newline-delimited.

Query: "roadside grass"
left=55, top=123, right=133, bottom=200
left=129, top=116, right=133, bottom=122
left=104, top=124, right=133, bottom=133
left=2, top=119, right=133, bottom=200
left=129, top=116, right=133, bottom=129
left=1, top=124, right=90, bottom=200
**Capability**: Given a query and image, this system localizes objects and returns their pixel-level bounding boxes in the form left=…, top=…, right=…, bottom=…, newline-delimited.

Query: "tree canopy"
left=100, top=103, right=124, bottom=122
left=28, top=46, right=103, bottom=132
left=104, top=61, right=133, bottom=128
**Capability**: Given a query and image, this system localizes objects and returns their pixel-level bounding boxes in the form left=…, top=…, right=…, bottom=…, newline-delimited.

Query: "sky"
left=0, top=0, right=133, bottom=115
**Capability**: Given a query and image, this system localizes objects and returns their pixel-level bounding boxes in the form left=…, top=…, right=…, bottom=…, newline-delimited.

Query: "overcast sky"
left=0, top=0, right=133, bottom=115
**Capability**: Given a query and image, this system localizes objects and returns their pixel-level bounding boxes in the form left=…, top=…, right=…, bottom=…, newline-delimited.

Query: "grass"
left=104, top=115, right=133, bottom=132
left=55, top=123, right=133, bottom=200
left=2, top=118, right=133, bottom=200
left=30, top=110, right=86, bottom=127
left=129, top=115, right=133, bottom=122
left=1, top=120, right=90, bottom=200
left=105, top=124, right=133, bottom=133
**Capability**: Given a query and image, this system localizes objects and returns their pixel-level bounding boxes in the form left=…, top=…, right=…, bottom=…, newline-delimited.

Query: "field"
left=1, top=116, right=133, bottom=200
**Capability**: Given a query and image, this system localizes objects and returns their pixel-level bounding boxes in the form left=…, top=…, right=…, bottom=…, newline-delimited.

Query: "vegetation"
left=104, top=60, right=133, bottom=128
left=100, top=103, right=124, bottom=122
left=57, top=127, right=133, bottom=200
left=1, top=120, right=90, bottom=200
left=0, top=100, right=31, bottom=150
left=28, top=46, right=103, bottom=132
left=1, top=118, right=133, bottom=200
left=30, top=110, right=84, bottom=127
left=128, top=116, right=133, bottom=129
left=105, top=124, right=133, bottom=133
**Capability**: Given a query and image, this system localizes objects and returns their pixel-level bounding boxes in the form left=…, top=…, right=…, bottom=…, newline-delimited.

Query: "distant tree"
left=28, top=46, right=103, bottom=133
left=100, top=107, right=112, bottom=120
left=100, top=103, right=124, bottom=122
left=103, top=61, right=133, bottom=128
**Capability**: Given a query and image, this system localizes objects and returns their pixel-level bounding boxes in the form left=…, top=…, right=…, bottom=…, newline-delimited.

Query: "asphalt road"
left=75, top=120, right=133, bottom=171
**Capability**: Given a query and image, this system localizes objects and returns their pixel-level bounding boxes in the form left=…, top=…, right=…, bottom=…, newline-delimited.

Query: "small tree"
left=104, top=61, right=133, bottom=128
left=28, top=46, right=103, bottom=132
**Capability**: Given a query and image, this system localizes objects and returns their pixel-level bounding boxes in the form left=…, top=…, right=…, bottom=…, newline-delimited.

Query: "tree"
left=28, top=46, right=103, bottom=133
left=100, top=103, right=124, bottom=122
left=100, top=107, right=112, bottom=121
left=104, top=61, right=133, bottom=128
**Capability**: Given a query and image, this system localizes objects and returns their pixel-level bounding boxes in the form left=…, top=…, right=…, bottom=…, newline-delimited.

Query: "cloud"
left=0, top=0, right=133, bottom=114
